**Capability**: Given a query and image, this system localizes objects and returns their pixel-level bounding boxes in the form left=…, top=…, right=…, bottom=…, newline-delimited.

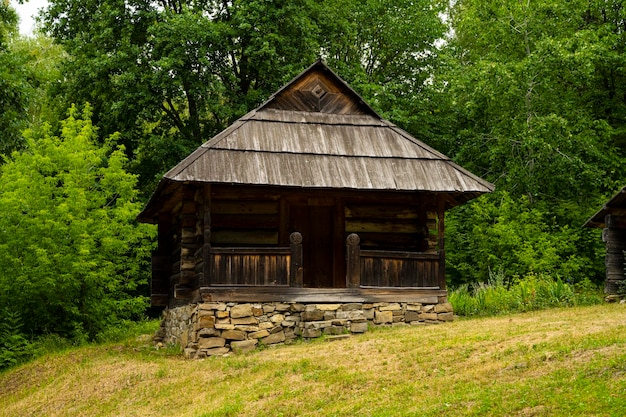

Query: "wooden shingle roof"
left=138, top=60, right=494, bottom=222
left=585, top=186, right=626, bottom=228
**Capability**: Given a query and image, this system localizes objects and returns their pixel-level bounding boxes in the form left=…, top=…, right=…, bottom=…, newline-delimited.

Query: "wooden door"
left=290, top=205, right=335, bottom=287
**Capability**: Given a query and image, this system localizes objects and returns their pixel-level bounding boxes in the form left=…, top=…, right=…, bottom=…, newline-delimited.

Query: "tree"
left=41, top=0, right=450, bottom=194
left=442, top=0, right=626, bottom=286
left=0, top=1, right=28, bottom=156
left=42, top=0, right=324, bottom=192
left=0, top=105, right=154, bottom=340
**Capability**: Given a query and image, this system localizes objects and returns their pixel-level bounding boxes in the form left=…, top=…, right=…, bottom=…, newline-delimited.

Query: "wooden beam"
left=200, top=286, right=447, bottom=304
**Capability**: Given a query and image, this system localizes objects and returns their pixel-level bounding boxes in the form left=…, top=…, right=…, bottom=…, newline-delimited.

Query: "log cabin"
left=585, top=186, right=626, bottom=296
left=138, top=60, right=494, bottom=357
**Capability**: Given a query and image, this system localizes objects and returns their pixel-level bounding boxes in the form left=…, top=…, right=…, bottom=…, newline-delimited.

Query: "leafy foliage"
left=0, top=2, right=29, bottom=156
left=41, top=0, right=449, bottom=194
left=449, top=272, right=602, bottom=317
left=0, top=308, right=32, bottom=370
left=0, top=104, right=155, bottom=341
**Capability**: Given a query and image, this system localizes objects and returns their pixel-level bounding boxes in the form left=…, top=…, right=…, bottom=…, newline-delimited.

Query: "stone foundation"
left=154, top=301, right=454, bottom=358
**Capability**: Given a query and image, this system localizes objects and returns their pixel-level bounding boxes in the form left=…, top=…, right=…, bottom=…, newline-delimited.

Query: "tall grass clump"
left=449, top=269, right=603, bottom=317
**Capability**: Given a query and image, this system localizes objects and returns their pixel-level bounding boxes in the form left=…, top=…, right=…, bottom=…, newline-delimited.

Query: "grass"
left=449, top=274, right=603, bottom=317
left=1, top=304, right=625, bottom=416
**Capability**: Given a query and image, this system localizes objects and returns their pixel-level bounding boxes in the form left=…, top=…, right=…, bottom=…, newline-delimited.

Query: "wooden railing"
left=208, top=232, right=302, bottom=286
left=346, top=233, right=440, bottom=289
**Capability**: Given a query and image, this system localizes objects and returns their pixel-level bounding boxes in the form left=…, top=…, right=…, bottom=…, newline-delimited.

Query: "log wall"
left=603, top=215, right=626, bottom=294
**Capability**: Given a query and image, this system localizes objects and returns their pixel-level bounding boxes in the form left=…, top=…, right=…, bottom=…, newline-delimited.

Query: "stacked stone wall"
left=155, top=300, right=454, bottom=358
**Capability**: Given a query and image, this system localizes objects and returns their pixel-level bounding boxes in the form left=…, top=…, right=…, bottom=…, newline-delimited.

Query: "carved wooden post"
left=346, top=233, right=361, bottom=288
left=290, top=232, right=303, bottom=287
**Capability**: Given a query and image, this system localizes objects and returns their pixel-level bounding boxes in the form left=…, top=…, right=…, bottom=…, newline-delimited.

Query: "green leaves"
left=0, top=105, right=155, bottom=340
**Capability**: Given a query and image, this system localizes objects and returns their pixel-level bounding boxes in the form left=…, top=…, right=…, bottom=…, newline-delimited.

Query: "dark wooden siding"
left=211, top=196, right=280, bottom=247
left=345, top=203, right=434, bottom=252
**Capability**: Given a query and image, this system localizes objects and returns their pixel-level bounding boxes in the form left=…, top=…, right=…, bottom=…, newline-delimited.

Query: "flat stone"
left=337, top=310, right=365, bottom=321
left=316, top=304, right=341, bottom=311
left=405, top=311, right=421, bottom=322
left=196, top=315, right=216, bottom=329
left=281, top=321, right=296, bottom=327
left=350, top=322, right=368, bottom=333
left=290, top=303, right=305, bottom=312
left=420, top=312, right=438, bottom=321
left=422, top=305, right=435, bottom=313
left=340, top=303, right=363, bottom=311
left=252, top=305, right=264, bottom=316
left=234, top=325, right=259, bottom=332
left=231, top=316, right=258, bottom=325
left=302, top=310, right=325, bottom=321
left=270, top=314, right=285, bottom=323
left=275, top=303, right=291, bottom=311
left=259, top=322, right=274, bottom=330
left=269, top=325, right=283, bottom=334
left=323, top=326, right=346, bottom=336
left=323, top=311, right=336, bottom=321
left=200, top=302, right=226, bottom=311
left=262, top=330, right=286, bottom=345
left=406, top=303, right=422, bottom=311
left=197, top=327, right=219, bottom=337
left=230, top=304, right=253, bottom=318
left=302, top=328, right=322, bottom=338
left=435, top=302, right=454, bottom=313
left=221, top=330, right=247, bottom=341
left=198, top=337, right=226, bottom=349
left=231, top=339, right=257, bottom=353
left=263, top=304, right=276, bottom=313
left=304, top=320, right=333, bottom=330
left=214, top=323, right=235, bottom=330
left=249, top=330, right=270, bottom=339
left=363, top=309, right=375, bottom=320
left=374, top=310, right=393, bottom=324
left=203, top=347, right=229, bottom=356
left=438, top=312, right=454, bottom=322
left=215, top=310, right=230, bottom=319
left=378, top=303, right=402, bottom=311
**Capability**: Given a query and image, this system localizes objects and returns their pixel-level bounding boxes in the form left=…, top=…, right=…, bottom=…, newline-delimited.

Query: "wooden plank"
left=211, top=247, right=290, bottom=255
left=211, top=230, right=278, bottom=246
left=345, top=219, right=419, bottom=234
left=360, top=250, right=439, bottom=260
left=212, top=214, right=279, bottom=229
left=200, top=286, right=446, bottom=303
left=212, top=200, right=279, bottom=215
left=345, top=205, right=419, bottom=219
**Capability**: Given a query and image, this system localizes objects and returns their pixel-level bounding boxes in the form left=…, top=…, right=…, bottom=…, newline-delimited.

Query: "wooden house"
left=138, top=60, right=494, bottom=356
left=585, top=186, right=626, bottom=295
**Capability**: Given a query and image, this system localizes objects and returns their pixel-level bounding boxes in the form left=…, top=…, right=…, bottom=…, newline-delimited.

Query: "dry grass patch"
left=1, top=304, right=625, bottom=416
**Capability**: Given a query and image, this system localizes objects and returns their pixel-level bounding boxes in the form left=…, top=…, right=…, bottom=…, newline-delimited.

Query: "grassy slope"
left=1, top=304, right=625, bottom=417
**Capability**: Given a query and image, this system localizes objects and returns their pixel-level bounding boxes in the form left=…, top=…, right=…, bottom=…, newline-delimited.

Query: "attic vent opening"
left=311, top=83, right=327, bottom=99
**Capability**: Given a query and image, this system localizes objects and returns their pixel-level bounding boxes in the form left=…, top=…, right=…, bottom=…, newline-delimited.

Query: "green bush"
left=450, top=272, right=602, bottom=317
left=0, top=104, right=155, bottom=342
left=0, top=308, right=32, bottom=370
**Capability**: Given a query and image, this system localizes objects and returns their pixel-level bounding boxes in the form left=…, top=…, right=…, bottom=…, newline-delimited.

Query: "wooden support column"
left=437, top=198, right=446, bottom=291
left=176, top=186, right=199, bottom=299
left=290, top=232, right=303, bottom=287
left=603, top=214, right=626, bottom=294
left=346, top=233, right=361, bottom=288
left=202, top=184, right=212, bottom=287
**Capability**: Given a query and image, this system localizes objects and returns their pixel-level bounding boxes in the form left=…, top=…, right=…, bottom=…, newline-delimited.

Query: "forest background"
left=1, top=0, right=625, bottom=368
